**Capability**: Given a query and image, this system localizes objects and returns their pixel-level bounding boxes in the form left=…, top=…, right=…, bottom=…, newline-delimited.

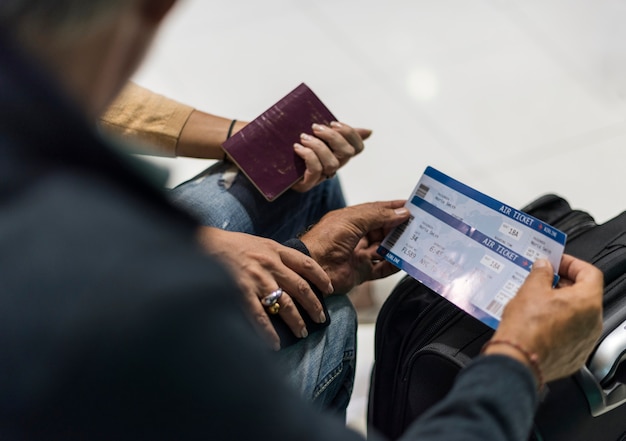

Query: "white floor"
left=135, top=0, right=626, bottom=435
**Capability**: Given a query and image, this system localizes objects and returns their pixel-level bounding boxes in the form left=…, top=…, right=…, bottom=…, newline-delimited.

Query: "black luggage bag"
left=368, top=194, right=626, bottom=441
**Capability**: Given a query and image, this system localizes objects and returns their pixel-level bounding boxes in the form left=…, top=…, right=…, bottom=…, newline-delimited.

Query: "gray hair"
left=0, top=0, right=133, bottom=45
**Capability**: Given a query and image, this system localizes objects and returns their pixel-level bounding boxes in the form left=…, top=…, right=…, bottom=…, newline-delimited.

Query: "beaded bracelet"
left=481, top=339, right=544, bottom=388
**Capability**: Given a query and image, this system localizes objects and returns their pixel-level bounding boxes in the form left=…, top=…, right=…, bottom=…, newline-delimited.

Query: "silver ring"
left=261, top=288, right=283, bottom=306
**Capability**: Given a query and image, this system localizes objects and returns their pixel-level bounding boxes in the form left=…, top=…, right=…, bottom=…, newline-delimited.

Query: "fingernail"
left=533, top=259, right=549, bottom=269
left=294, top=143, right=304, bottom=150
left=395, top=207, right=409, bottom=216
left=300, top=133, right=312, bottom=141
left=319, top=312, right=327, bottom=324
left=273, top=342, right=281, bottom=351
left=327, top=282, right=334, bottom=294
left=300, top=328, right=309, bottom=339
left=312, top=123, right=324, bottom=131
left=330, top=121, right=342, bottom=128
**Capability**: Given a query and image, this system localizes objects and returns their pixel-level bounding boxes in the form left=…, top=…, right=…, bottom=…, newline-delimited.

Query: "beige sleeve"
left=99, top=82, right=195, bottom=157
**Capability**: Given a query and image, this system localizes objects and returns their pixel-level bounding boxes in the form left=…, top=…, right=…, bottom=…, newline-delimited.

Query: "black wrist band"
left=226, top=119, right=237, bottom=140
left=223, top=119, right=238, bottom=161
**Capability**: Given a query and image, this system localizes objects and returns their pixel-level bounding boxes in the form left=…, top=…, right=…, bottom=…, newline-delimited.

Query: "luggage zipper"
left=394, top=302, right=465, bottom=430
left=399, top=299, right=464, bottom=381
left=552, top=210, right=596, bottom=241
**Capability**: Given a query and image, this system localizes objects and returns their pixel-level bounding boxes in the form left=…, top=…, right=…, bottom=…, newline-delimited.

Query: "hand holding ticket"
left=377, top=166, right=566, bottom=329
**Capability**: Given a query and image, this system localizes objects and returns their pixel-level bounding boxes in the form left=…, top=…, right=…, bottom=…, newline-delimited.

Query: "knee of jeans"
left=326, top=295, right=357, bottom=323
left=325, top=296, right=357, bottom=344
left=321, top=175, right=346, bottom=210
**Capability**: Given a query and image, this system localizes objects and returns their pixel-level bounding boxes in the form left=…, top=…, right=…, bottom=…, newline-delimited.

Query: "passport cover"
left=221, top=83, right=337, bottom=201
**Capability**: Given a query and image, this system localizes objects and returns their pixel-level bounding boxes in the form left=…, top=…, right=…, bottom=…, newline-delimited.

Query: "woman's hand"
left=292, top=121, right=370, bottom=192
left=197, top=227, right=333, bottom=351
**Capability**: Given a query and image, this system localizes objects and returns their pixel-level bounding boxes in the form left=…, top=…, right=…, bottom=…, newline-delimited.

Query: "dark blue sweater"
left=0, top=27, right=536, bottom=440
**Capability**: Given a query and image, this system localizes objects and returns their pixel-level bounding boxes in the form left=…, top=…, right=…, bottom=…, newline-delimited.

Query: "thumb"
left=500, top=258, right=555, bottom=318
left=356, top=128, right=373, bottom=140
left=376, top=201, right=411, bottom=230
left=346, top=201, right=410, bottom=236
left=524, top=258, right=555, bottom=289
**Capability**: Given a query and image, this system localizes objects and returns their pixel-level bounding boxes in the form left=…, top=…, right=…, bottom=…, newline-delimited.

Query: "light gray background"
left=135, top=1, right=626, bottom=433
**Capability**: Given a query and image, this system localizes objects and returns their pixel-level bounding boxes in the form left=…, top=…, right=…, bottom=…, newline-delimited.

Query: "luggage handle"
left=578, top=319, right=626, bottom=416
left=577, top=366, right=626, bottom=417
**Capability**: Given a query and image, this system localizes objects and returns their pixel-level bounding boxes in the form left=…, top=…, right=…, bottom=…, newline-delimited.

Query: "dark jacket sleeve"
left=392, top=355, right=538, bottom=441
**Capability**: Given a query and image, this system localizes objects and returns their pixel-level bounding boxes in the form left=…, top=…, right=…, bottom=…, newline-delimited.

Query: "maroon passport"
left=221, top=83, right=337, bottom=201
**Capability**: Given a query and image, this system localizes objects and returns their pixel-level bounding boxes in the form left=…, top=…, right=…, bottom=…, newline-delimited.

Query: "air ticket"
left=378, top=166, right=566, bottom=329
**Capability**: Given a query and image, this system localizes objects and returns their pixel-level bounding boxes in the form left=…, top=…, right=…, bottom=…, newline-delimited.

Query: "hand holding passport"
left=221, top=83, right=337, bottom=201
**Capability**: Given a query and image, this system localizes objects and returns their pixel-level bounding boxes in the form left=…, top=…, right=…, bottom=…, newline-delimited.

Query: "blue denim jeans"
left=168, top=161, right=357, bottom=417
left=169, top=161, right=346, bottom=243
left=276, top=295, right=357, bottom=419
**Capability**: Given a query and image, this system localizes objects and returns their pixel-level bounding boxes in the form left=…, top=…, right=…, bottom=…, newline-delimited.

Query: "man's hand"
left=300, top=200, right=411, bottom=294
left=484, top=255, right=603, bottom=384
left=197, top=227, right=333, bottom=351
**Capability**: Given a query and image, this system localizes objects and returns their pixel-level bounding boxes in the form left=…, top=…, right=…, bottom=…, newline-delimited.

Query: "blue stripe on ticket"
left=424, top=167, right=566, bottom=245
left=411, top=196, right=533, bottom=272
